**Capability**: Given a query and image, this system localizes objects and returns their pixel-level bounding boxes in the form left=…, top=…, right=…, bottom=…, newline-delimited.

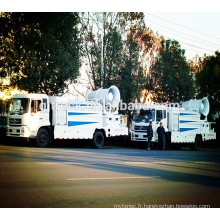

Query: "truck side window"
left=31, top=100, right=42, bottom=113
left=43, top=98, right=47, bottom=110
left=163, top=110, right=166, bottom=119
left=37, top=100, right=42, bottom=111
left=31, top=100, right=35, bottom=113
left=156, top=110, right=162, bottom=122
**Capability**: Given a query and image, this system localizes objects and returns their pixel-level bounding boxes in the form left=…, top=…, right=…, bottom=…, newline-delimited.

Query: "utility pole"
left=94, top=12, right=105, bottom=88
left=100, top=13, right=105, bottom=88
left=101, top=29, right=104, bottom=88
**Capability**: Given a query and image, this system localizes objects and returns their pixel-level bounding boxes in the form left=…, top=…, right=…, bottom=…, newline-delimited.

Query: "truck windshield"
left=9, top=98, right=30, bottom=115
left=133, top=109, right=155, bottom=123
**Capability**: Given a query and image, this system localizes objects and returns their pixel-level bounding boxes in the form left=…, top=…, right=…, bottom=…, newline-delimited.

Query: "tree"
left=79, top=12, right=124, bottom=90
left=189, top=54, right=204, bottom=76
left=91, top=27, right=124, bottom=89
left=0, top=12, right=80, bottom=95
left=119, top=37, right=145, bottom=104
left=79, top=12, right=159, bottom=103
left=150, top=39, right=195, bottom=103
left=196, top=51, right=220, bottom=118
left=0, top=13, right=18, bottom=79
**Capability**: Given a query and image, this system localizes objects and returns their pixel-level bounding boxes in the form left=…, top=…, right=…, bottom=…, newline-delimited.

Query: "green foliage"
left=0, top=13, right=18, bottom=79
left=150, top=39, right=195, bottom=103
left=119, top=37, right=145, bottom=104
left=91, top=28, right=124, bottom=88
left=196, top=52, right=220, bottom=118
left=90, top=28, right=145, bottom=106
left=0, top=100, right=4, bottom=114
left=0, top=12, right=80, bottom=95
left=103, top=28, right=123, bottom=88
left=92, top=28, right=145, bottom=106
left=0, top=99, right=9, bottom=115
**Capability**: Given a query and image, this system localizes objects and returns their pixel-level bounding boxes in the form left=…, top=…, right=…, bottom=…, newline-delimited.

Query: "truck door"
left=31, top=98, right=49, bottom=132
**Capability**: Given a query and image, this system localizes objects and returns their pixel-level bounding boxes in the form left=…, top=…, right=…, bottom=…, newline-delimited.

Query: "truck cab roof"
left=12, top=94, right=49, bottom=99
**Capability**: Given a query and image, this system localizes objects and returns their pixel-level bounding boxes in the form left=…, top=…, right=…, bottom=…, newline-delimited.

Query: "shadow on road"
left=1, top=144, right=220, bottom=189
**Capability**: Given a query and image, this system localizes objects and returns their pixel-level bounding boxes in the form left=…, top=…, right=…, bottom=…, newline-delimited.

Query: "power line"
left=179, top=40, right=216, bottom=53
left=147, top=20, right=218, bottom=49
left=146, top=19, right=220, bottom=50
left=146, top=21, right=217, bottom=53
left=147, top=23, right=216, bottom=54
left=147, top=28, right=208, bottom=57
left=146, top=19, right=220, bottom=48
left=181, top=46, right=207, bottom=55
left=147, top=13, right=220, bottom=40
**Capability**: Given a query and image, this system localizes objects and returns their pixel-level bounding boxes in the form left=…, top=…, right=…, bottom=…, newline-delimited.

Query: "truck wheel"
left=191, top=135, right=202, bottom=151
left=92, top=131, right=105, bottom=149
left=36, top=128, right=50, bottom=148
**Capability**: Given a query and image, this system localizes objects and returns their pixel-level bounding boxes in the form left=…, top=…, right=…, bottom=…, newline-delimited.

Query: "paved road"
left=0, top=143, right=220, bottom=208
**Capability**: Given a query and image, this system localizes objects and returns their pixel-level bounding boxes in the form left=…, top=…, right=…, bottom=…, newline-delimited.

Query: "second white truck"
left=131, top=98, right=216, bottom=150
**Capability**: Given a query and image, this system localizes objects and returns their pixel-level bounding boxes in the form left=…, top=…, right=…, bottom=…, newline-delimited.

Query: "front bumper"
left=7, top=126, right=30, bottom=138
left=131, top=131, right=148, bottom=141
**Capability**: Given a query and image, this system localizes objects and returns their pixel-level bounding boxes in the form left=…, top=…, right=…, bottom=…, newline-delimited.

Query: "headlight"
left=21, top=127, right=25, bottom=134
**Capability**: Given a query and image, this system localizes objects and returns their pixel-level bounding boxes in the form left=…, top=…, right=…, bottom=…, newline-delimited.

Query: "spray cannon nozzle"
left=107, top=92, right=114, bottom=102
left=181, top=97, right=210, bottom=116
left=87, top=85, right=121, bottom=112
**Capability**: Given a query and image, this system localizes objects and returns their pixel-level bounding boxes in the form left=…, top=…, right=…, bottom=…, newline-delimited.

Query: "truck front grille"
left=9, top=118, right=22, bottom=125
left=134, top=126, right=147, bottom=131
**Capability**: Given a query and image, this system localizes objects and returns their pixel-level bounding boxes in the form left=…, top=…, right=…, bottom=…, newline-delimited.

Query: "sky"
left=144, top=13, right=220, bottom=60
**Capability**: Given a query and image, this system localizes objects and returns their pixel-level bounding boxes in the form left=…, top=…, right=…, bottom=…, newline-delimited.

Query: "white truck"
left=7, top=86, right=128, bottom=148
left=131, top=98, right=216, bottom=150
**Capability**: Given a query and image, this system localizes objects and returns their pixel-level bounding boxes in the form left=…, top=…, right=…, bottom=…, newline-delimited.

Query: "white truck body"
left=131, top=98, right=216, bottom=149
left=7, top=86, right=128, bottom=148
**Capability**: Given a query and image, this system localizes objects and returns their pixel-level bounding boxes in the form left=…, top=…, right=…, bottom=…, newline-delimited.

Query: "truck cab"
left=7, top=94, right=50, bottom=139
left=131, top=105, right=168, bottom=142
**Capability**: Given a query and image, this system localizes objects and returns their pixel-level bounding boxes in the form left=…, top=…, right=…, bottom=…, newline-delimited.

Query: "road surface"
left=0, top=143, right=220, bottom=207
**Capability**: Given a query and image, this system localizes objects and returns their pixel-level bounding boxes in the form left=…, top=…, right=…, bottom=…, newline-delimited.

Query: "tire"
left=36, top=128, right=50, bottom=148
left=92, top=131, right=105, bottom=149
left=191, top=135, right=202, bottom=151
